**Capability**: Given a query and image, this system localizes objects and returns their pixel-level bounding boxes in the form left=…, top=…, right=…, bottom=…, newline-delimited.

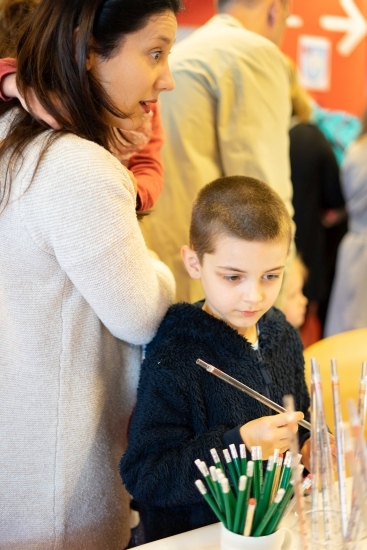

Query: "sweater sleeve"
left=120, top=347, right=234, bottom=508
left=128, top=102, right=165, bottom=212
left=0, top=58, right=17, bottom=100
left=21, top=134, right=175, bottom=345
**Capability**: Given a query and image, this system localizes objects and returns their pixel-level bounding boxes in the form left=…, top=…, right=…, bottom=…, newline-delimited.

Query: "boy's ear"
left=181, top=245, right=202, bottom=280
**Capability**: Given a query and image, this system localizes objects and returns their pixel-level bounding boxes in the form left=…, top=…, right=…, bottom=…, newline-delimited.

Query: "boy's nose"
left=241, top=284, right=262, bottom=304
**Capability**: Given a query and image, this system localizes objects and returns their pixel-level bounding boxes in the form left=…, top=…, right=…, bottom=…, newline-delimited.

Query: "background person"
left=0, top=1, right=180, bottom=548
left=140, top=0, right=294, bottom=302
left=325, top=109, right=367, bottom=337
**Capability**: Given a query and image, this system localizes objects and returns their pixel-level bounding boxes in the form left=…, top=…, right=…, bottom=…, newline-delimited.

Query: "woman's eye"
left=151, top=51, right=162, bottom=61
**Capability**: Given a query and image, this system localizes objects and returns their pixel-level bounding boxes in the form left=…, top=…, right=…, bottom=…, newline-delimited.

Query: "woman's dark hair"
left=190, top=175, right=292, bottom=262
left=0, top=0, right=39, bottom=57
left=0, top=0, right=182, bottom=209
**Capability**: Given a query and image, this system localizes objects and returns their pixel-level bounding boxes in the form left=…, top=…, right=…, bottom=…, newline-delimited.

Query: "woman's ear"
left=73, top=27, right=95, bottom=70
left=85, top=39, right=97, bottom=71
left=181, top=245, right=202, bottom=280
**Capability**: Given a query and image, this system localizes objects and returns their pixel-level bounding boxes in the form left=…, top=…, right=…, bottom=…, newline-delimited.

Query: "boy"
left=120, top=176, right=310, bottom=541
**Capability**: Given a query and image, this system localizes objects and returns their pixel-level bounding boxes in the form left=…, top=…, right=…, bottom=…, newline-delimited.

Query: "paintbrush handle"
left=196, top=358, right=311, bottom=432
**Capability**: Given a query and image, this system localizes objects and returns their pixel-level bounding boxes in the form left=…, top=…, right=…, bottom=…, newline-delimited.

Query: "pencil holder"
left=220, top=523, right=293, bottom=550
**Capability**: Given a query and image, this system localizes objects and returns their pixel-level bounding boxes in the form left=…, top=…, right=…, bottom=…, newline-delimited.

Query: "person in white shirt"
left=142, top=0, right=293, bottom=302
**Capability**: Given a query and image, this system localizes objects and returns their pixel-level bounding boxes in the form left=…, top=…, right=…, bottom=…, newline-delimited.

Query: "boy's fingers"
left=274, top=411, right=304, bottom=427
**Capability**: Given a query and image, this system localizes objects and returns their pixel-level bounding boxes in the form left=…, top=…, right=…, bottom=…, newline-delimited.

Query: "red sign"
left=177, top=0, right=214, bottom=26
left=282, top=0, right=367, bottom=115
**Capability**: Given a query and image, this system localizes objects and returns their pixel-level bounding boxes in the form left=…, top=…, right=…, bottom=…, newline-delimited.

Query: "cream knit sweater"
left=0, top=110, right=175, bottom=550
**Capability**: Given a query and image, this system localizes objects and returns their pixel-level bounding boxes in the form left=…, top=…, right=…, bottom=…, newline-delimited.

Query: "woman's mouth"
left=139, top=101, right=151, bottom=114
left=139, top=99, right=157, bottom=114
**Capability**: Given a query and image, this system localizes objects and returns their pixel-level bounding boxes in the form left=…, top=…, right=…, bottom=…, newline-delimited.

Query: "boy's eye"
left=224, top=275, right=240, bottom=282
left=264, top=273, right=279, bottom=281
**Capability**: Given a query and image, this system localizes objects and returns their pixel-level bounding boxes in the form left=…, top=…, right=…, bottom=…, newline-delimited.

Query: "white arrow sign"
left=286, top=15, right=304, bottom=28
left=320, top=0, right=367, bottom=56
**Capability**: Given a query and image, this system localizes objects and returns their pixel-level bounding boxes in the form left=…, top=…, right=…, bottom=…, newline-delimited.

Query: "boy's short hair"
left=190, top=175, right=292, bottom=262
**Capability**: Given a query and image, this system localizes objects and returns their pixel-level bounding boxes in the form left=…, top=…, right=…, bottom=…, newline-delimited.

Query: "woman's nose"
left=156, top=63, right=175, bottom=92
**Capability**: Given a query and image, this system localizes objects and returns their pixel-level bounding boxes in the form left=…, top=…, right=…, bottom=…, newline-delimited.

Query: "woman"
left=325, top=110, right=367, bottom=336
left=0, top=1, right=180, bottom=548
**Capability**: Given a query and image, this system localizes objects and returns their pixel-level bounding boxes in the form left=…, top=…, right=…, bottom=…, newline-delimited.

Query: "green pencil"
left=279, top=451, right=292, bottom=490
left=195, top=480, right=226, bottom=524
left=209, top=465, right=224, bottom=513
left=223, top=448, right=238, bottom=494
left=239, top=444, right=247, bottom=476
left=239, top=460, right=254, bottom=535
left=217, top=470, right=236, bottom=512
left=233, top=475, right=247, bottom=534
left=257, top=446, right=263, bottom=487
left=194, top=459, right=218, bottom=504
left=252, top=446, right=261, bottom=502
left=229, top=444, right=241, bottom=478
left=253, top=456, right=275, bottom=531
left=264, top=481, right=295, bottom=535
left=252, top=488, right=285, bottom=537
left=210, top=447, right=225, bottom=473
left=219, top=476, right=234, bottom=532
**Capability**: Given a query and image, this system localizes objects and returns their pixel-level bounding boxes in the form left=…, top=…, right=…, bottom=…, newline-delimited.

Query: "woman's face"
left=88, top=10, right=177, bottom=131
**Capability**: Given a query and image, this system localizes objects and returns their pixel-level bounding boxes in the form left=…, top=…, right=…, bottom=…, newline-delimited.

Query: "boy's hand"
left=300, top=437, right=311, bottom=471
left=240, top=411, right=304, bottom=459
left=300, top=434, right=336, bottom=473
left=2, top=73, right=61, bottom=130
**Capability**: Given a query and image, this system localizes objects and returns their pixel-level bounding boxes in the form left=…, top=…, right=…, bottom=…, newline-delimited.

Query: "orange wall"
left=177, top=0, right=367, bottom=116
left=282, top=0, right=367, bottom=116
left=177, top=0, right=214, bottom=26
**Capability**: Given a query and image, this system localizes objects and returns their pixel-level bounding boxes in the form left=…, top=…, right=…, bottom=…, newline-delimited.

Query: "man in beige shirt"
left=142, top=0, right=293, bottom=302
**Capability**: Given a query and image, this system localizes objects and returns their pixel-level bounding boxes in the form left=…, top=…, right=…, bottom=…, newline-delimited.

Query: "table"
left=135, top=479, right=367, bottom=549
left=135, top=522, right=220, bottom=550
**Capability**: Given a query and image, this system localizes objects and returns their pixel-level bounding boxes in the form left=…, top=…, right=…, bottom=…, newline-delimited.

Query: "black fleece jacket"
left=120, top=303, right=310, bottom=541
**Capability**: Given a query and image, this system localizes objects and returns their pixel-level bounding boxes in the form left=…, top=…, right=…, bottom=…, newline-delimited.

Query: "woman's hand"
left=240, top=411, right=304, bottom=459
left=1, top=73, right=61, bottom=130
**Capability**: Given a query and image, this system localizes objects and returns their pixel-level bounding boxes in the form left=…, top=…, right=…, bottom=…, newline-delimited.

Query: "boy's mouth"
left=239, top=310, right=259, bottom=317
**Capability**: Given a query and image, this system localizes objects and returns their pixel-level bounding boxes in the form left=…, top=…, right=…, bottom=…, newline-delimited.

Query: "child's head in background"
left=278, top=254, right=308, bottom=328
left=181, top=175, right=292, bottom=344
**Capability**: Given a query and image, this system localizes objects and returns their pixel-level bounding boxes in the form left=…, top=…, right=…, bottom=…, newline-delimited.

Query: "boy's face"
left=182, top=234, right=289, bottom=338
